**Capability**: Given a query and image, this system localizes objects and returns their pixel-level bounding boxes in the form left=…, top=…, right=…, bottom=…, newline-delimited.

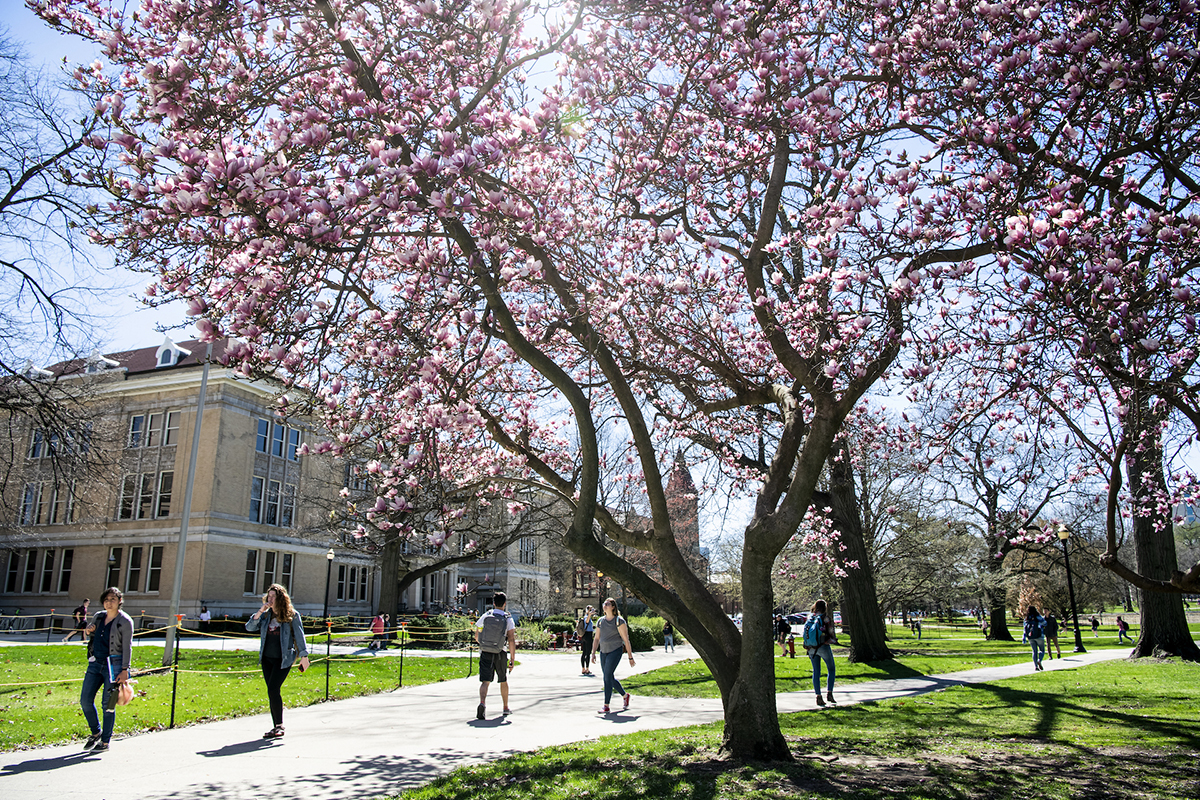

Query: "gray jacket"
left=246, top=610, right=309, bottom=669
left=91, top=610, right=134, bottom=673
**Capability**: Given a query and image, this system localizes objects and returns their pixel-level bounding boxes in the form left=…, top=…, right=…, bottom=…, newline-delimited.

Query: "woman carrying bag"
left=246, top=583, right=310, bottom=739
left=79, top=587, right=133, bottom=752
left=590, top=597, right=635, bottom=714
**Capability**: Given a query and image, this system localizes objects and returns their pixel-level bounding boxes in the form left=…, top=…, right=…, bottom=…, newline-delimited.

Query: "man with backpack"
left=474, top=592, right=517, bottom=720
left=803, top=600, right=839, bottom=706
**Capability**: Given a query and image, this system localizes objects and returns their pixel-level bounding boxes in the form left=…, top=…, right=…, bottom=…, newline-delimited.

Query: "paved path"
left=0, top=643, right=1129, bottom=800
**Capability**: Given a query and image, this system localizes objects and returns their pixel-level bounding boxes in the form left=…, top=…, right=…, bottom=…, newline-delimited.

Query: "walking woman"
left=575, top=605, right=596, bottom=675
left=1023, top=606, right=1047, bottom=670
left=79, top=587, right=133, bottom=752
left=806, top=599, right=839, bottom=706
left=590, top=597, right=635, bottom=714
left=246, top=583, right=310, bottom=739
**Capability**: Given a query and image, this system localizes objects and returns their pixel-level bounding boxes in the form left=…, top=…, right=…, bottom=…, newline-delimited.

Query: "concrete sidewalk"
left=0, top=645, right=1129, bottom=800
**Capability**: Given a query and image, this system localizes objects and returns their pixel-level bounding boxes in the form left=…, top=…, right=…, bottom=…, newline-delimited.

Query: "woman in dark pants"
left=79, top=587, right=133, bottom=752
left=246, top=583, right=310, bottom=739
left=575, top=605, right=596, bottom=675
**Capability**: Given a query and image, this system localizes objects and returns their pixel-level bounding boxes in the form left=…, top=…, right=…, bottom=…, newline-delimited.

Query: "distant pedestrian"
left=198, top=605, right=211, bottom=633
left=1090, top=616, right=1100, bottom=638
left=1116, top=615, right=1133, bottom=644
left=805, top=599, right=839, bottom=706
left=369, top=613, right=386, bottom=650
left=662, top=619, right=675, bottom=653
left=475, top=592, right=516, bottom=719
left=246, top=584, right=310, bottom=740
left=980, top=618, right=989, bottom=638
left=575, top=605, right=596, bottom=675
left=777, top=615, right=792, bottom=657
left=62, top=599, right=90, bottom=643
left=913, top=618, right=922, bottom=640
left=1044, top=613, right=1061, bottom=659
left=591, top=597, right=635, bottom=714
left=1023, top=606, right=1047, bottom=670
left=78, top=588, right=132, bottom=753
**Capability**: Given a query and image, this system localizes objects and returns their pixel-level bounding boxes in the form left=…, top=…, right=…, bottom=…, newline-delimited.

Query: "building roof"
left=45, top=337, right=231, bottom=379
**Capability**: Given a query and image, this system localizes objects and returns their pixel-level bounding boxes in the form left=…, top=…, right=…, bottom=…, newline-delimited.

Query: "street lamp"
left=1056, top=526, right=1087, bottom=653
left=324, top=548, right=334, bottom=701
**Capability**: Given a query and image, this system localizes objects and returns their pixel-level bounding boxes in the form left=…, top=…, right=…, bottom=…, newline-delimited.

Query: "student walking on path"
left=662, top=619, right=675, bottom=653
left=804, top=599, right=839, bottom=706
left=78, top=588, right=133, bottom=753
left=1023, top=607, right=1047, bottom=670
left=62, top=599, right=90, bottom=643
left=246, top=584, right=310, bottom=740
left=575, top=605, right=596, bottom=675
left=474, top=592, right=516, bottom=719
left=1044, top=613, right=1061, bottom=659
left=592, top=597, right=635, bottom=714
left=1116, top=616, right=1133, bottom=644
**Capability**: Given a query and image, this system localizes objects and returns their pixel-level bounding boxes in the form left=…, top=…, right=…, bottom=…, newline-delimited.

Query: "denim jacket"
left=246, top=610, right=309, bottom=669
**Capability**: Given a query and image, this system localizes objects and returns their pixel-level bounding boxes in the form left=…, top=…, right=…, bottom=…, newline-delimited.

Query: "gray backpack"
left=478, top=609, right=510, bottom=654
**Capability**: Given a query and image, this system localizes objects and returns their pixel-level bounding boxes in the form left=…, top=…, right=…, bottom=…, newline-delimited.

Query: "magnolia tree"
left=868, top=0, right=1200, bottom=657
left=39, top=0, right=1196, bottom=753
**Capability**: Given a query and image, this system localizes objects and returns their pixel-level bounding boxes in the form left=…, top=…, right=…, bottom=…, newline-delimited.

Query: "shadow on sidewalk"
left=197, top=739, right=279, bottom=757
left=1, top=751, right=93, bottom=775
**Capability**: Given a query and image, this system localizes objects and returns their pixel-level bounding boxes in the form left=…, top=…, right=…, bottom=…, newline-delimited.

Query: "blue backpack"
left=802, top=614, right=824, bottom=648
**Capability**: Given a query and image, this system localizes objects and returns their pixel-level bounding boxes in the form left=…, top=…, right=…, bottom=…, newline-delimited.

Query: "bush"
left=625, top=617, right=657, bottom=652
left=515, top=620, right=553, bottom=650
left=543, top=615, right=576, bottom=635
left=402, top=614, right=474, bottom=649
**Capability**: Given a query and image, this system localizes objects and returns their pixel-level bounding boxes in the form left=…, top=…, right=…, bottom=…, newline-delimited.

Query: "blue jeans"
left=810, top=644, right=835, bottom=694
left=1029, top=636, right=1045, bottom=667
left=599, top=648, right=625, bottom=704
left=80, top=661, right=116, bottom=742
left=664, top=633, right=674, bottom=652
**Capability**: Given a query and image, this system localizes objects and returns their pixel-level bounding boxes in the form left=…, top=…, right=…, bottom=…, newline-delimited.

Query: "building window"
left=146, top=413, right=164, bottom=447
left=156, top=472, right=174, bottom=517
left=126, top=547, right=143, bottom=593
left=22, top=549, right=37, bottom=593
left=337, top=564, right=361, bottom=601
left=280, top=553, right=293, bottom=593
left=58, top=549, right=73, bottom=592
left=129, top=414, right=145, bottom=447
left=336, top=564, right=346, bottom=601
left=48, top=484, right=74, bottom=524
left=244, top=550, right=259, bottom=595
left=265, top=480, right=280, bottom=526
left=358, top=567, right=367, bottom=603
left=249, top=477, right=264, bottom=523
left=287, top=428, right=300, bottom=461
left=164, top=412, right=180, bottom=445
left=256, top=419, right=270, bottom=453
left=262, top=551, right=277, bottom=593
left=106, top=547, right=122, bottom=588
left=519, top=537, right=537, bottom=565
left=272, top=423, right=285, bottom=458
left=40, top=550, right=55, bottom=593
left=27, top=430, right=44, bottom=459
left=5, top=551, right=20, bottom=593
left=20, top=483, right=44, bottom=526
left=137, top=473, right=155, bottom=519
left=281, top=484, right=296, bottom=528
left=146, top=546, right=163, bottom=592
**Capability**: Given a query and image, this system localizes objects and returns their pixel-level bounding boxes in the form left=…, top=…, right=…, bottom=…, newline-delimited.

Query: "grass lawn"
left=398, top=659, right=1200, bottom=800
left=626, top=630, right=1134, bottom=699
left=0, top=645, right=471, bottom=750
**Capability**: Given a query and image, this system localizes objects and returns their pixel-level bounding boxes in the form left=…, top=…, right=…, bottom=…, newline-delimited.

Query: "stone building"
left=0, top=336, right=375, bottom=625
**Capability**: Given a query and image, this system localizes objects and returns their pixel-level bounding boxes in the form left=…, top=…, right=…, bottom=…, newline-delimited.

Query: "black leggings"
left=261, top=656, right=292, bottom=726
left=580, top=632, right=594, bottom=669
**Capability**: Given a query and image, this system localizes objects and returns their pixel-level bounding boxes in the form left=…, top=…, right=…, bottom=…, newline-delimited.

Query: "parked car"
left=786, top=613, right=808, bottom=626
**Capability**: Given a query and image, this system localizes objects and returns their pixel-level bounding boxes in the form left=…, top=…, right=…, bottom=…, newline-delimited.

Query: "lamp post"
left=1056, top=526, right=1087, bottom=653
left=323, top=548, right=334, bottom=700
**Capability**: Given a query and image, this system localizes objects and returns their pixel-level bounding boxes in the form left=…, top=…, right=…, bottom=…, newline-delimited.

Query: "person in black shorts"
left=474, top=592, right=516, bottom=719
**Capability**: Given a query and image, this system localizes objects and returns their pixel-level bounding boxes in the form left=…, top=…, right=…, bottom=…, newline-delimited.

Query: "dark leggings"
left=580, top=632, right=594, bottom=670
left=261, top=656, right=291, bottom=726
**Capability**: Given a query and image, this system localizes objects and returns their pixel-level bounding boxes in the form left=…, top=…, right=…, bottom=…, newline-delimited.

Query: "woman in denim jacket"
left=246, top=583, right=310, bottom=739
left=79, top=586, right=133, bottom=752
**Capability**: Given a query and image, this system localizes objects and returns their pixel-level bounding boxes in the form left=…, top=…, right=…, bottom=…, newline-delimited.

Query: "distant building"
left=0, top=336, right=375, bottom=625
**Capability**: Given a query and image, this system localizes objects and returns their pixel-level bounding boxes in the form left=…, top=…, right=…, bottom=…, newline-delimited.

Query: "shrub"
left=543, top=615, right=576, bottom=635
left=515, top=620, right=553, bottom=650
left=625, top=617, right=657, bottom=652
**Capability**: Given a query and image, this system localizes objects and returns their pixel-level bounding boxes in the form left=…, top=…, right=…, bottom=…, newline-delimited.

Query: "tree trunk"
left=985, top=584, right=1015, bottom=641
left=1125, top=400, right=1199, bottom=660
left=377, top=535, right=403, bottom=616
left=827, top=440, right=892, bottom=662
left=721, top=551, right=791, bottom=760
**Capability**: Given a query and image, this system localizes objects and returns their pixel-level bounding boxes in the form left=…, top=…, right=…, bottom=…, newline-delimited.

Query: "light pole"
left=1056, top=526, right=1087, bottom=653
left=323, top=548, right=334, bottom=701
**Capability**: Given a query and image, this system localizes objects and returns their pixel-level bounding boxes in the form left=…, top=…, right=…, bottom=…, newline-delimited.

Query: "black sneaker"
left=83, top=733, right=101, bottom=750
left=476, top=704, right=486, bottom=720
left=92, top=741, right=109, bottom=753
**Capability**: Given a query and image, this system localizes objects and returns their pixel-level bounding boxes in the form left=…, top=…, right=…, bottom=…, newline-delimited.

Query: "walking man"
left=474, top=592, right=516, bottom=720
left=62, top=599, right=90, bottom=643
